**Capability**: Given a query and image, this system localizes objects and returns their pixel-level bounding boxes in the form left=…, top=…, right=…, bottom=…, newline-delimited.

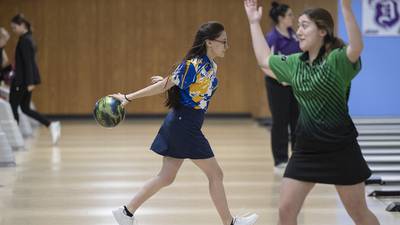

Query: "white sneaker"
left=233, top=213, right=259, bottom=225
left=273, top=162, right=287, bottom=175
left=49, top=121, right=61, bottom=144
left=112, top=207, right=137, bottom=225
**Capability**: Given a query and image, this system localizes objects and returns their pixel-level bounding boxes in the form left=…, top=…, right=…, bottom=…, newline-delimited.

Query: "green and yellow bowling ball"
left=93, top=96, right=125, bottom=128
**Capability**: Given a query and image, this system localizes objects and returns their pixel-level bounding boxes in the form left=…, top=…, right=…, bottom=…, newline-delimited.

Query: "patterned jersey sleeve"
left=268, top=53, right=299, bottom=84
left=171, top=60, right=197, bottom=89
left=328, top=46, right=362, bottom=84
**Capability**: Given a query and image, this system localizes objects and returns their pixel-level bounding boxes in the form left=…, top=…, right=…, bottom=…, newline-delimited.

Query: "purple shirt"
left=265, top=27, right=301, bottom=55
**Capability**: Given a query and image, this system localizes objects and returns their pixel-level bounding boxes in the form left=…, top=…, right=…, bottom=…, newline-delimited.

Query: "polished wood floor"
left=0, top=119, right=399, bottom=225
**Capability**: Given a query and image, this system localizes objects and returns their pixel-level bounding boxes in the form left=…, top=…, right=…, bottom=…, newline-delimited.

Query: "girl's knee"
left=348, top=207, right=372, bottom=223
left=158, top=174, right=176, bottom=187
left=278, top=201, right=299, bottom=222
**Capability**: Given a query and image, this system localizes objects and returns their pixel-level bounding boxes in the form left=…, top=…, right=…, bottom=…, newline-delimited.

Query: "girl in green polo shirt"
left=244, top=0, right=380, bottom=224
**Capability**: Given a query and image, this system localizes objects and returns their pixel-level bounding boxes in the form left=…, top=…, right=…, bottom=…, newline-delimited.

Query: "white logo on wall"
left=363, top=0, right=400, bottom=36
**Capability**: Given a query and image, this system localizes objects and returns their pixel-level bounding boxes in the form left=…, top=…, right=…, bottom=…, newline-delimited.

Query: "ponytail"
left=323, top=33, right=345, bottom=55
left=165, top=22, right=224, bottom=109
left=165, top=63, right=181, bottom=109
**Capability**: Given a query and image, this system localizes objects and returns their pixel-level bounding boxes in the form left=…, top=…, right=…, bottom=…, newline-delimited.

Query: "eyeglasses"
left=213, top=39, right=228, bottom=48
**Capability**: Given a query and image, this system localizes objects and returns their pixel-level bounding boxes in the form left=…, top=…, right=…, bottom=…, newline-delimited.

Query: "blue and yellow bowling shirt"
left=171, top=55, right=218, bottom=111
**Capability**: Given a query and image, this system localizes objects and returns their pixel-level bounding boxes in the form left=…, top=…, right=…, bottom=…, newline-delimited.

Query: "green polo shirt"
left=269, top=46, right=361, bottom=145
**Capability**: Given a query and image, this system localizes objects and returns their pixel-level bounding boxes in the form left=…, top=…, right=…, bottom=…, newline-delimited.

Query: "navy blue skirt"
left=150, top=106, right=214, bottom=159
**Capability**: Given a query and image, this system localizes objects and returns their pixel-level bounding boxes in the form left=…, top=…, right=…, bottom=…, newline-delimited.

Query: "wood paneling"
left=0, top=0, right=337, bottom=117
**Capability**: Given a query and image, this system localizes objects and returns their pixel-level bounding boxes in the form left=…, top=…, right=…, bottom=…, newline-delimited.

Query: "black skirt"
left=150, top=106, right=214, bottom=159
left=284, top=139, right=371, bottom=185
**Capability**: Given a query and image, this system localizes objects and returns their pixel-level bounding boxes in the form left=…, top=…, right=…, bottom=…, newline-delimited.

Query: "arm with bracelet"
left=111, top=76, right=175, bottom=106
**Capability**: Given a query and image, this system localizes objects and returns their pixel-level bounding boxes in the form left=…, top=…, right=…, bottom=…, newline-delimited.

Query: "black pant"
left=9, top=84, right=51, bottom=127
left=265, top=76, right=299, bottom=165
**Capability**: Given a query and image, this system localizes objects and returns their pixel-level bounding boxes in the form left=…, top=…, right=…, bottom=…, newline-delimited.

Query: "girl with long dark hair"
left=110, top=21, right=258, bottom=225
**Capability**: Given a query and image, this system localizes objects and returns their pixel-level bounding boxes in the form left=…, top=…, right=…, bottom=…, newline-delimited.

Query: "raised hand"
left=341, top=0, right=362, bottom=62
left=244, top=0, right=263, bottom=24
left=244, top=0, right=274, bottom=77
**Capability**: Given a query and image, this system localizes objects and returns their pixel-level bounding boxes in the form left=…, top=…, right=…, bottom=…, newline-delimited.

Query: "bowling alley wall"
left=0, top=0, right=336, bottom=117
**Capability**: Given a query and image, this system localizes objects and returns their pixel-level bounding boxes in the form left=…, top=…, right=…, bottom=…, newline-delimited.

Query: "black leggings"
left=9, top=84, right=51, bottom=127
